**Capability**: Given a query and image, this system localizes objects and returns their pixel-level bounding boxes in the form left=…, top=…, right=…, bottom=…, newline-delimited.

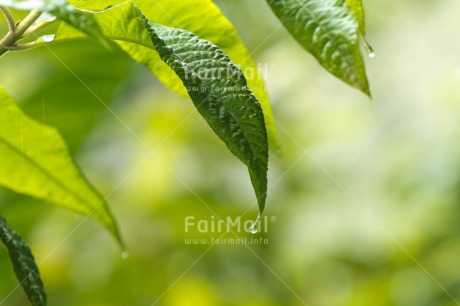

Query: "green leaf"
left=345, top=0, right=366, bottom=35
left=266, top=0, right=370, bottom=95
left=145, top=21, right=269, bottom=213
left=0, top=0, right=109, bottom=47
left=51, top=2, right=269, bottom=212
left=0, top=214, right=46, bottom=306
left=0, top=87, right=121, bottom=241
left=60, top=0, right=280, bottom=152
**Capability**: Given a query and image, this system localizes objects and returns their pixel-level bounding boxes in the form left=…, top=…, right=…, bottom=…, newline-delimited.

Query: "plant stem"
left=0, top=6, right=15, bottom=32
left=0, top=10, right=42, bottom=57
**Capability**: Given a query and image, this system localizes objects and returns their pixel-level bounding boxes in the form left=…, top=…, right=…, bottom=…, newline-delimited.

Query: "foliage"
left=0, top=0, right=372, bottom=304
left=0, top=88, right=120, bottom=240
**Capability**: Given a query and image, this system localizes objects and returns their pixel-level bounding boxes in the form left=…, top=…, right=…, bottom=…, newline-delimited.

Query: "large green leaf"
left=62, top=0, right=279, bottom=152
left=0, top=214, right=46, bottom=306
left=266, top=0, right=370, bottom=95
left=0, top=88, right=120, bottom=240
left=0, top=0, right=108, bottom=47
left=52, top=2, right=269, bottom=212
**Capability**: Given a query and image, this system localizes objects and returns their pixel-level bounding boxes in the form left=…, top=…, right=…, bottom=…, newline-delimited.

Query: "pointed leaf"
left=53, top=2, right=269, bottom=212
left=0, top=88, right=120, bottom=241
left=266, top=0, right=370, bottom=95
left=0, top=214, right=46, bottom=306
left=145, top=21, right=269, bottom=213
left=61, top=0, right=279, bottom=152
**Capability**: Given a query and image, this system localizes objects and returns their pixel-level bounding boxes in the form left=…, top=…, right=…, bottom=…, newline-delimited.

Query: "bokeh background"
left=2, top=0, right=460, bottom=305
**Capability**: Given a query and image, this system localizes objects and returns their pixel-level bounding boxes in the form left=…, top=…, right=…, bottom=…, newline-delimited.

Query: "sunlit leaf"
left=63, top=0, right=280, bottom=152
left=0, top=0, right=109, bottom=47
left=0, top=214, right=46, bottom=306
left=345, top=0, right=366, bottom=35
left=0, top=87, right=120, bottom=241
left=266, top=0, right=370, bottom=95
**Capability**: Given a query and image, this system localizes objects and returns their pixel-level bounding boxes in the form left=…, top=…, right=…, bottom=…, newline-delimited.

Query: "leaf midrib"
left=55, top=26, right=268, bottom=186
left=0, top=136, right=100, bottom=213
left=111, top=28, right=268, bottom=168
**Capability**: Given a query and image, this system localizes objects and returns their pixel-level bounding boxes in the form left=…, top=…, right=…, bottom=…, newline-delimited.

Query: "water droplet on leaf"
left=121, top=251, right=129, bottom=259
left=364, top=39, right=375, bottom=58
left=248, top=213, right=261, bottom=234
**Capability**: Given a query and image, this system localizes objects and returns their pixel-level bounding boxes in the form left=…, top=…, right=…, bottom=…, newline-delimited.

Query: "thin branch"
left=0, top=6, right=15, bottom=32
left=14, top=10, right=42, bottom=38
left=23, top=17, right=57, bottom=37
left=4, top=42, right=40, bottom=51
left=0, top=10, right=42, bottom=57
left=4, top=36, right=55, bottom=51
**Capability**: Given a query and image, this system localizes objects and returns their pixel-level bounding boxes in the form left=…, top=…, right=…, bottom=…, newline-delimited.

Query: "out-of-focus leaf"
left=266, top=0, right=370, bottom=95
left=0, top=214, right=46, bottom=306
left=345, top=0, right=366, bottom=35
left=0, top=87, right=120, bottom=241
left=61, top=0, right=280, bottom=152
left=18, top=42, right=133, bottom=151
left=0, top=0, right=109, bottom=47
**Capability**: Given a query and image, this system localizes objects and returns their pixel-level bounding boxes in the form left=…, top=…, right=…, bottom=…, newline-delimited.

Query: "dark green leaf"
left=0, top=214, right=46, bottom=306
left=144, top=20, right=269, bottom=212
left=54, top=2, right=270, bottom=212
left=59, top=0, right=280, bottom=152
left=266, top=0, right=370, bottom=95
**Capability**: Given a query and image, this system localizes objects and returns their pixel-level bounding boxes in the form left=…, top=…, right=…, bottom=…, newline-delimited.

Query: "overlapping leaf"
left=0, top=88, right=120, bottom=240
left=62, top=0, right=279, bottom=152
left=0, top=215, right=46, bottom=306
left=266, top=0, right=370, bottom=95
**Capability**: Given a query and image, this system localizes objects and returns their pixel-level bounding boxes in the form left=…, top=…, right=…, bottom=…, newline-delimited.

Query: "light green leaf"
left=0, top=0, right=65, bottom=11
left=345, top=0, right=366, bottom=35
left=266, top=0, right=370, bottom=95
left=0, top=0, right=109, bottom=47
left=0, top=88, right=121, bottom=241
left=62, top=0, right=279, bottom=152
left=0, top=214, right=46, bottom=306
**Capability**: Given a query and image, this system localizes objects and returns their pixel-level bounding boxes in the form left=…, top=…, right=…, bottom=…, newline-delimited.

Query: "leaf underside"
left=266, top=0, right=370, bottom=95
left=0, top=88, right=120, bottom=241
left=0, top=215, right=46, bottom=306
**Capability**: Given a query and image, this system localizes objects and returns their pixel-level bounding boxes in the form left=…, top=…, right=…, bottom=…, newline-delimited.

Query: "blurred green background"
left=2, top=0, right=460, bottom=305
